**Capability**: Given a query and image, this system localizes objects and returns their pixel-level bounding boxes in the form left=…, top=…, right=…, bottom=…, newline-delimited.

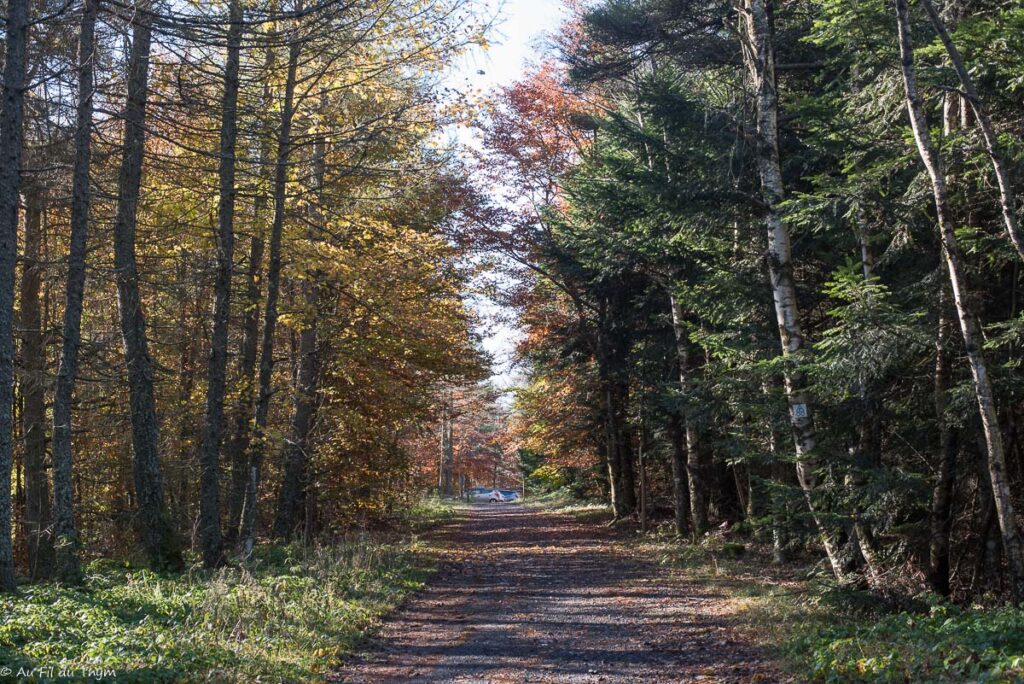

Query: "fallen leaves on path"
left=332, top=507, right=783, bottom=683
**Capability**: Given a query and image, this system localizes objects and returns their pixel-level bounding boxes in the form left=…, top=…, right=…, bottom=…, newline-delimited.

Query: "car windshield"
left=500, top=491, right=516, bottom=496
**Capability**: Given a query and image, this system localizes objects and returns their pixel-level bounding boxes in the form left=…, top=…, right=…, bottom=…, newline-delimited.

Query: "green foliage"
left=399, top=497, right=457, bottom=532
left=811, top=264, right=927, bottom=396
left=529, top=464, right=569, bottom=491
left=642, top=532, right=1024, bottom=683
left=786, top=602, right=1024, bottom=682
left=0, top=539, right=432, bottom=681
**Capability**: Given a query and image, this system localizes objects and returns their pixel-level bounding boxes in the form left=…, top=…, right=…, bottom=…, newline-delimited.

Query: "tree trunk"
left=197, top=0, right=243, bottom=568
left=439, top=396, right=453, bottom=497
left=920, top=0, right=1024, bottom=263
left=225, top=39, right=275, bottom=547
left=52, top=0, right=97, bottom=584
left=224, top=234, right=263, bottom=546
left=668, top=413, right=690, bottom=538
left=239, top=37, right=300, bottom=555
left=669, top=293, right=708, bottom=535
left=19, top=194, right=52, bottom=579
left=612, top=379, right=637, bottom=516
left=638, top=425, right=648, bottom=533
left=112, top=4, right=182, bottom=571
left=739, top=0, right=844, bottom=578
left=272, top=128, right=324, bottom=539
left=0, top=0, right=32, bottom=592
left=896, top=0, right=1024, bottom=603
left=271, top=290, right=318, bottom=539
left=602, top=399, right=624, bottom=517
left=850, top=215, right=883, bottom=586
left=596, top=298, right=630, bottom=518
left=928, top=293, right=958, bottom=595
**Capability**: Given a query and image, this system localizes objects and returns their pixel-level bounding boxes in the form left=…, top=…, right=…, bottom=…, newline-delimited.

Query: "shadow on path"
left=333, top=506, right=778, bottom=683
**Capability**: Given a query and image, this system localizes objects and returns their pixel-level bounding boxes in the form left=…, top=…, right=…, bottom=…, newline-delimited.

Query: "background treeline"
left=0, top=0, right=489, bottom=588
left=485, top=0, right=1024, bottom=603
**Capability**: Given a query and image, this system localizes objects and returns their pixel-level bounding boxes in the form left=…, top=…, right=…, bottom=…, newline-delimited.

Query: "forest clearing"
left=2, top=0, right=1024, bottom=680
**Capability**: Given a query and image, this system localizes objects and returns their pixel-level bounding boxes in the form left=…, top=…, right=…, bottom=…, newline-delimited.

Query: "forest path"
left=333, top=505, right=779, bottom=683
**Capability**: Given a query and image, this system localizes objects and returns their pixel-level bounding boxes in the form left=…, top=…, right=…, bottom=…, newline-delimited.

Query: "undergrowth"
left=0, top=502, right=452, bottom=682
left=524, top=488, right=609, bottom=517
left=636, top=524, right=1024, bottom=682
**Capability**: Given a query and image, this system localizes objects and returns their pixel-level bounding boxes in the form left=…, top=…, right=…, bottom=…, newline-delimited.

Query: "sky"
left=452, top=0, right=567, bottom=93
left=448, top=0, right=568, bottom=391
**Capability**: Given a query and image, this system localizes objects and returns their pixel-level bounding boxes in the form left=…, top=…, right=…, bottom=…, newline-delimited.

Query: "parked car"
left=498, top=490, right=521, bottom=503
left=467, top=487, right=502, bottom=503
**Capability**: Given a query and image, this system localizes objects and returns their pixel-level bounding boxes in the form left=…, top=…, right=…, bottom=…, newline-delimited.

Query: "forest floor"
left=333, top=505, right=780, bottom=683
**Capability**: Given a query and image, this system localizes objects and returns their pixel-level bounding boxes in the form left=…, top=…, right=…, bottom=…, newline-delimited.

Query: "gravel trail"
left=335, top=505, right=778, bottom=683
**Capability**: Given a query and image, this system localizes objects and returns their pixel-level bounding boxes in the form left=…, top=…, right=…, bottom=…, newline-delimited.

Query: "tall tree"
left=52, top=0, right=99, bottom=584
left=895, top=0, right=1024, bottom=603
left=737, top=0, right=843, bottom=578
left=0, top=0, right=32, bottom=593
left=240, top=36, right=301, bottom=554
left=112, top=1, right=182, bottom=570
left=272, top=125, right=325, bottom=539
left=197, top=0, right=244, bottom=568
left=19, top=192, right=52, bottom=579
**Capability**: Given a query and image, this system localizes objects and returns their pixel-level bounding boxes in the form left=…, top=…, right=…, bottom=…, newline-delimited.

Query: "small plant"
left=0, top=537, right=434, bottom=682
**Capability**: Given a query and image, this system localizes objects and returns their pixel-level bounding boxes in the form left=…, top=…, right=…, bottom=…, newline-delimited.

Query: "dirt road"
left=335, top=506, right=778, bottom=683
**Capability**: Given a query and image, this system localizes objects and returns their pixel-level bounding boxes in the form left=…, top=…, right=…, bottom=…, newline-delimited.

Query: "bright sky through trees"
left=451, top=0, right=567, bottom=390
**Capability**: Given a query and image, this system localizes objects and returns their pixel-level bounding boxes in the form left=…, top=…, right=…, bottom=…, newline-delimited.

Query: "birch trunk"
left=896, top=0, right=1024, bottom=603
left=739, top=0, right=844, bottom=578
left=52, top=0, right=98, bottom=583
left=0, top=0, right=32, bottom=591
left=851, top=215, right=883, bottom=585
left=197, top=0, right=243, bottom=568
left=239, top=37, right=300, bottom=554
left=225, top=40, right=275, bottom=546
left=112, top=4, right=182, bottom=570
left=920, top=0, right=1024, bottom=263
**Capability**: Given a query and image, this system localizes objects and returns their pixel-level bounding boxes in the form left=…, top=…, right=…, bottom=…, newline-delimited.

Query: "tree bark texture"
left=739, top=0, right=844, bottom=578
left=0, top=0, right=32, bottom=592
left=19, top=194, right=52, bottom=579
left=239, top=38, right=300, bottom=554
left=112, top=5, right=182, bottom=571
left=896, top=0, right=1024, bottom=603
left=197, top=0, right=243, bottom=568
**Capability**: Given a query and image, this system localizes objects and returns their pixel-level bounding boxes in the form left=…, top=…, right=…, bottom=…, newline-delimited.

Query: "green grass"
left=782, top=600, right=1024, bottom=682
left=523, top=488, right=610, bottom=518
left=634, top=527, right=1024, bottom=683
left=0, top=502, right=454, bottom=682
left=396, top=495, right=458, bottom=531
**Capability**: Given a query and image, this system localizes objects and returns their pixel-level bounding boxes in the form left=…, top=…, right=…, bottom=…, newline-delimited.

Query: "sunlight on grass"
left=632, top=529, right=1024, bottom=683
left=0, top=509, right=449, bottom=682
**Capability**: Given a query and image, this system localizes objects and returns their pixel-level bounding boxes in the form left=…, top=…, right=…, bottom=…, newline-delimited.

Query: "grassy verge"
left=522, top=488, right=610, bottom=520
left=395, top=495, right=459, bottom=531
left=0, top=501, right=454, bottom=682
left=633, top=527, right=1024, bottom=683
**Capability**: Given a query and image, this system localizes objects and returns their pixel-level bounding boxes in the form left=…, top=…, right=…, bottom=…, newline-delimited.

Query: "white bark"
left=896, top=0, right=1024, bottom=603
left=920, top=0, right=1024, bottom=263
left=739, top=0, right=845, bottom=578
